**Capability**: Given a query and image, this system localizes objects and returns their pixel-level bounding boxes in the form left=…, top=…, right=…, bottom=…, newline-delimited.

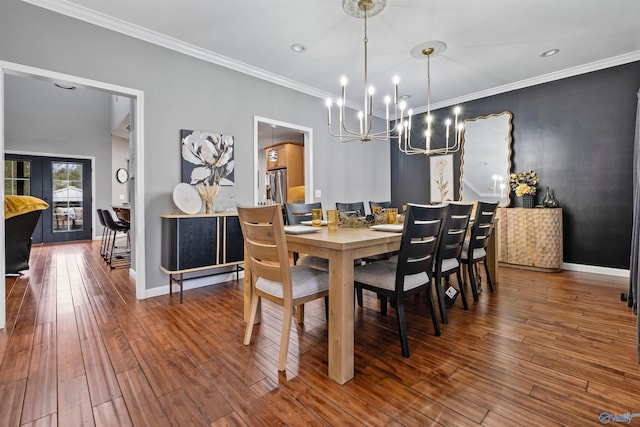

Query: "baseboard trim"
left=144, top=270, right=245, bottom=299
left=562, top=262, right=630, bottom=278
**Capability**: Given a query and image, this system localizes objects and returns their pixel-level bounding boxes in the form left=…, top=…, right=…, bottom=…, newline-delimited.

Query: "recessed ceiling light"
left=540, top=48, right=560, bottom=58
left=290, top=43, right=306, bottom=53
left=400, top=94, right=411, bottom=100
left=54, top=82, right=77, bottom=90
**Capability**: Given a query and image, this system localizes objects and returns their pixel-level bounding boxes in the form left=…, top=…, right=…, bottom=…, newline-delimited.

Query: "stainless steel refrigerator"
left=266, top=169, right=287, bottom=205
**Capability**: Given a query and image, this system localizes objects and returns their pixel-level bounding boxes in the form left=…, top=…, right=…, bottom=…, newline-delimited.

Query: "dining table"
left=242, top=220, right=499, bottom=385
left=243, top=225, right=403, bottom=384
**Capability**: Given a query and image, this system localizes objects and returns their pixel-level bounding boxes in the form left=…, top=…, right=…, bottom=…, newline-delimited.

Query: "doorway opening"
left=253, top=116, right=314, bottom=205
left=1, top=60, right=147, bottom=329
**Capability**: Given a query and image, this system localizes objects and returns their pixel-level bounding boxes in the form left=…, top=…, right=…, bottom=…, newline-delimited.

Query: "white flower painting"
left=181, top=129, right=235, bottom=186
left=430, top=154, right=453, bottom=203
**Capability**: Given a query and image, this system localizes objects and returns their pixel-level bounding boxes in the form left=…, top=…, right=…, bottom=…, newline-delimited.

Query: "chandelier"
left=398, top=41, right=464, bottom=156
left=325, top=0, right=408, bottom=142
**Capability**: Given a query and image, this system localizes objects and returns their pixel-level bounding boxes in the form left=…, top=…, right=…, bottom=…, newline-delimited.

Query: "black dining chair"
left=336, top=201, right=366, bottom=217
left=284, top=202, right=328, bottom=270
left=461, top=201, right=499, bottom=301
left=285, top=202, right=322, bottom=225
left=353, top=203, right=447, bottom=357
left=369, top=201, right=391, bottom=211
left=433, top=202, right=474, bottom=324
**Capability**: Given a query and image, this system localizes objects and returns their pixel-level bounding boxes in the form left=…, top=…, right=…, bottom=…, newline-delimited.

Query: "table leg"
left=487, top=226, right=498, bottom=286
left=327, top=249, right=354, bottom=384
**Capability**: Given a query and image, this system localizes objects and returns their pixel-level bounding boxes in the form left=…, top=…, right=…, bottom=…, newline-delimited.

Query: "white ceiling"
left=27, top=0, right=640, bottom=116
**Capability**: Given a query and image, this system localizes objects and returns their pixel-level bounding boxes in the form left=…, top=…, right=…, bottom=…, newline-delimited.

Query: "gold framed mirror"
left=459, top=111, right=513, bottom=206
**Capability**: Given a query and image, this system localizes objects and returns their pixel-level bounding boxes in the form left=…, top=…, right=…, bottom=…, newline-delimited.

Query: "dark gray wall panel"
left=392, top=61, right=640, bottom=269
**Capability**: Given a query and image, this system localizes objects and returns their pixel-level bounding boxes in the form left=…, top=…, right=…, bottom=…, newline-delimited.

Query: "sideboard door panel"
left=161, top=216, right=218, bottom=271
left=497, top=207, right=563, bottom=271
left=223, top=216, right=244, bottom=263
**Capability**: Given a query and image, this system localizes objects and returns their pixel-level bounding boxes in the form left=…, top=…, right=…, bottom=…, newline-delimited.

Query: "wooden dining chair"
left=238, top=204, right=329, bottom=371
left=461, top=201, right=499, bottom=302
left=433, top=202, right=474, bottom=324
left=353, top=203, right=447, bottom=357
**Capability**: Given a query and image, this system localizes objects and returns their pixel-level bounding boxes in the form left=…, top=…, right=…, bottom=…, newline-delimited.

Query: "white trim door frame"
left=0, top=61, right=147, bottom=329
left=253, top=116, right=314, bottom=205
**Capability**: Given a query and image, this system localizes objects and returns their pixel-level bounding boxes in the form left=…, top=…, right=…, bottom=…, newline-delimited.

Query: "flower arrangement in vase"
left=182, top=131, right=235, bottom=213
left=509, top=170, right=538, bottom=208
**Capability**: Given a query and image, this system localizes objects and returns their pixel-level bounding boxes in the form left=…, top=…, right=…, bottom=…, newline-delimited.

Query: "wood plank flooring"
left=2, top=241, right=639, bottom=426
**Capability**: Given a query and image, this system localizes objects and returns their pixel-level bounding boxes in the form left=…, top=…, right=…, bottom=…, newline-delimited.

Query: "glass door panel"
left=4, top=159, right=31, bottom=195
left=51, top=161, right=85, bottom=232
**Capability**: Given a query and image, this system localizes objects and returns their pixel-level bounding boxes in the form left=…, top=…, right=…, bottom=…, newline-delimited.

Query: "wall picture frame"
left=180, top=129, right=235, bottom=186
left=430, top=154, right=454, bottom=203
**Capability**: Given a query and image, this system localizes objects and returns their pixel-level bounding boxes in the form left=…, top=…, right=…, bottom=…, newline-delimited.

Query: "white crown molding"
left=413, top=51, right=640, bottom=114
left=21, top=0, right=334, bottom=100
left=23, top=0, right=640, bottom=118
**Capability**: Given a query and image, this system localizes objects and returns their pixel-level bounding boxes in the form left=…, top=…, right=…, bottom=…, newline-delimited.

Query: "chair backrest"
left=336, top=201, right=366, bottom=216
left=435, top=202, right=474, bottom=268
left=237, top=205, right=292, bottom=297
left=468, top=201, right=499, bottom=251
left=96, top=209, right=106, bottom=227
left=369, top=201, right=391, bottom=211
left=395, top=203, right=448, bottom=288
left=285, top=202, right=322, bottom=225
left=101, top=209, right=122, bottom=231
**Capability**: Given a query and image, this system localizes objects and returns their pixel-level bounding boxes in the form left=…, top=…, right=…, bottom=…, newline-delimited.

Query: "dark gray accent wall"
left=392, top=61, right=640, bottom=269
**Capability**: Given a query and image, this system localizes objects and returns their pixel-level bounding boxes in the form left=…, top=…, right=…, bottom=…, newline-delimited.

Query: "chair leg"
left=468, top=261, right=480, bottom=302
left=379, top=296, right=388, bottom=316
left=474, top=263, right=482, bottom=291
left=395, top=298, right=410, bottom=358
left=456, top=270, right=468, bottom=310
left=296, top=304, right=305, bottom=324
left=356, top=286, right=363, bottom=307
left=278, top=302, right=293, bottom=371
left=434, top=272, right=447, bottom=324
left=243, top=295, right=260, bottom=345
left=108, top=229, right=118, bottom=267
left=483, top=259, right=494, bottom=293
left=426, top=281, right=441, bottom=337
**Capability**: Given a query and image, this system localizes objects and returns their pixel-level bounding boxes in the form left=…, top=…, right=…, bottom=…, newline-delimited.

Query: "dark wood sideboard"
left=160, top=213, right=244, bottom=302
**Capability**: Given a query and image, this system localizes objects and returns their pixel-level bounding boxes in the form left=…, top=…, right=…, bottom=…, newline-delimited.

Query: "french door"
left=4, top=154, right=92, bottom=243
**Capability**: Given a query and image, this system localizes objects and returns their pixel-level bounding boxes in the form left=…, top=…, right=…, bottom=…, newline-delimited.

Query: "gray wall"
left=4, top=74, right=112, bottom=238
left=1, top=0, right=391, bottom=292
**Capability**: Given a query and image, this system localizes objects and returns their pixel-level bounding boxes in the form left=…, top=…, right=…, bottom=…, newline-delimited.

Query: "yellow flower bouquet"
left=509, top=170, right=539, bottom=196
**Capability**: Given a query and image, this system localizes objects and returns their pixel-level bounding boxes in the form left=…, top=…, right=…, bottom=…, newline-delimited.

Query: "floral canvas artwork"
left=430, top=154, right=454, bottom=203
left=181, top=129, right=235, bottom=186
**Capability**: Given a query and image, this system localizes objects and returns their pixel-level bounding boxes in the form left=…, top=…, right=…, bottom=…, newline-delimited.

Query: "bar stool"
left=96, top=209, right=110, bottom=261
left=101, top=209, right=131, bottom=269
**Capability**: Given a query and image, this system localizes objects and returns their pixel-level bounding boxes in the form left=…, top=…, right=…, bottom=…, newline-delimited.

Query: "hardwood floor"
left=2, top=241, right=639, bottom=426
